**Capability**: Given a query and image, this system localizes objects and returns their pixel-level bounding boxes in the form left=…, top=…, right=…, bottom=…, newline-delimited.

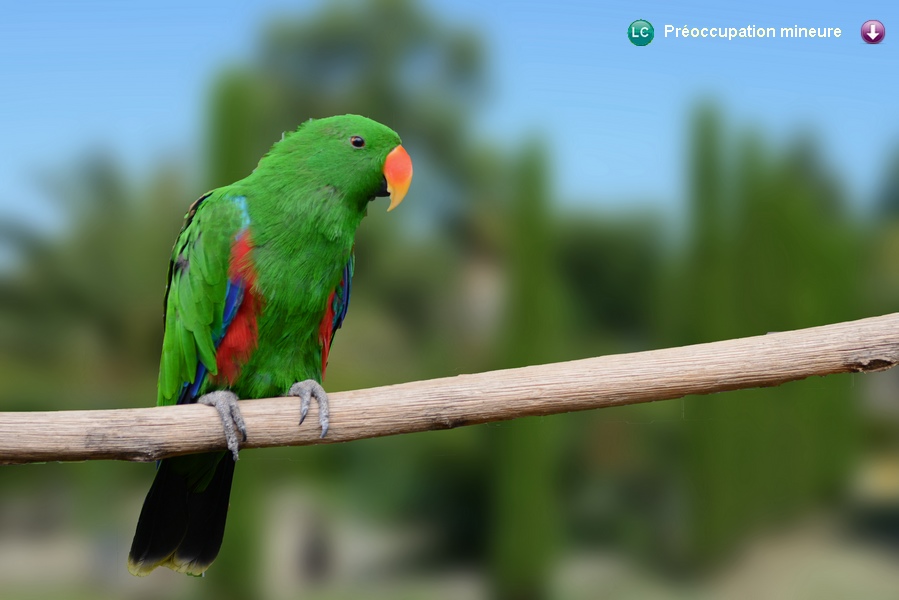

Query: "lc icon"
left=628, top=19, right=655, bottom=46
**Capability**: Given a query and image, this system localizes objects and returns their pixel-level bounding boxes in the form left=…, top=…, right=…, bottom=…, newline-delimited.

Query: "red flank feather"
left=214, top=233, right=259, bottom=385
left=228, top=233, right=256, bottom=286
left=318, top=291, right=337, bottom=378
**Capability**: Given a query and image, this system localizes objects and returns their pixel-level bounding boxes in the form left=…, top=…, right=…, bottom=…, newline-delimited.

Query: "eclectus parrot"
left=128, top=114, right=413, bottom=576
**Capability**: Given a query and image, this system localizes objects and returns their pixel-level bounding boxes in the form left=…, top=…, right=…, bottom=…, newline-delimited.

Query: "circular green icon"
left=628, top=19, right=654, bottom=46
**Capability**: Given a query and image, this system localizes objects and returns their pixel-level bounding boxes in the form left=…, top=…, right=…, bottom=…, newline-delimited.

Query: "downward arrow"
left=867, top=24, right=880, bottom=40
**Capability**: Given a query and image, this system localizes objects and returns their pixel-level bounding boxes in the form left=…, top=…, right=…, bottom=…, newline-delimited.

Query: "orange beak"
left=383, top=145, right=413, bottom=211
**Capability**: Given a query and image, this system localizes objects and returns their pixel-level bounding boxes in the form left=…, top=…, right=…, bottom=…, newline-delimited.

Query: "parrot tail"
left=128, top=452, right=235, bottom=577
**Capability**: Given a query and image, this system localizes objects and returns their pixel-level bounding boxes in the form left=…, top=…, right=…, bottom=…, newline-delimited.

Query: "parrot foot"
left=288, top=380, right=330, bottom=438
left=198, top=390, right=247, bottom=461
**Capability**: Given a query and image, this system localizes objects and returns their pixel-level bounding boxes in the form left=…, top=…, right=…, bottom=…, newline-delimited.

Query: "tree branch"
left=2, top=313, right=898, bottom=465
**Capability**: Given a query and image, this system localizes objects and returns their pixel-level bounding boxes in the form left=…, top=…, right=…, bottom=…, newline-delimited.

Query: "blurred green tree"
left=488, top=141, right=566, bottom=600
left=657, top=105, right=860, bottom=567
left=0, top=155, right=188, bottom=411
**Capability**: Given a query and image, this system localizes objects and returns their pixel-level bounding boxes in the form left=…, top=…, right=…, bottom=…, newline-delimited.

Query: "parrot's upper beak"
left=383, top=145, right=413, bottom=211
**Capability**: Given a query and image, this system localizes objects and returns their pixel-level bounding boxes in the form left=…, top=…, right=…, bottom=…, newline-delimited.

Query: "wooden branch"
left=2, top=313, right=898, bottom=465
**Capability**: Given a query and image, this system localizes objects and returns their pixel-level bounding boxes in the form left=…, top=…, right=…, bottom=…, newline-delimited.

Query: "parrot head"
left=267, top=114, right=413, bottom=213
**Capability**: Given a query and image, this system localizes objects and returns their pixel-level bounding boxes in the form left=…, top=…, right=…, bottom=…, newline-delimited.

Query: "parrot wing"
left=158, top=190, right=253, bottom=407
left=318, top=253, right=354, bottom=377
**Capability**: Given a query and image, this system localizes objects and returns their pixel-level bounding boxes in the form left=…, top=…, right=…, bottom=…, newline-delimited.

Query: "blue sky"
left=0, top=0, right=896, bottom=227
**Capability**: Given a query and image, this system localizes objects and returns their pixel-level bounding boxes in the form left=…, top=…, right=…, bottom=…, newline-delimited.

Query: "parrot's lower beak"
left=383, top=145, right=413, bottom=211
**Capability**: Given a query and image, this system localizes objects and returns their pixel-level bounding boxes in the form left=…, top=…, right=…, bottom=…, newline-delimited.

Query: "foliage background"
left=2, top=1, right=899, bottom=598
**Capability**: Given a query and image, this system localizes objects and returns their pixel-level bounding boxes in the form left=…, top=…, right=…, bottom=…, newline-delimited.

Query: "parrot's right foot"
left=198, top=390, right=247, bottom=461
left=288, top=380, right=330, bottom=438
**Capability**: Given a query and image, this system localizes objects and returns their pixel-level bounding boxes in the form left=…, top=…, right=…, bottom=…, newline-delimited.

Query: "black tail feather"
left=128, top=452, right=235, bottom=576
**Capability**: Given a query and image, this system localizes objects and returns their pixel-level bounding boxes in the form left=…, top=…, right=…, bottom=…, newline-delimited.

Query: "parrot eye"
left=350, top=135, right=365, bottom=148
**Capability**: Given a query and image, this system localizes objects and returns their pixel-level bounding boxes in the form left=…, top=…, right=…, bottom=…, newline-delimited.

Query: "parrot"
left=127, top=114, right=413, bottom=577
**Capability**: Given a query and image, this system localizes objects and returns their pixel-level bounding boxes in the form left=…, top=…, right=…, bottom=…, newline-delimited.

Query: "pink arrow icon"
left=862, top=20, right=885, bottom=44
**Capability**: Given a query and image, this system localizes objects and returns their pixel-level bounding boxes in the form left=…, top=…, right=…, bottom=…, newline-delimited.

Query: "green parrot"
left=127, top=114, right=413, bottom=576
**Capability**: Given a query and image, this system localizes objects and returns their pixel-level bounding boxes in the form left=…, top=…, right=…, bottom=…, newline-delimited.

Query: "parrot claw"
left=198, top=390, right=247, bottom=461
left=288, top=380, right=330, bottom=438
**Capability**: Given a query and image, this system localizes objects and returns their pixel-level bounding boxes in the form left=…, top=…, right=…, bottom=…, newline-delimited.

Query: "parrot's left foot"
left=288, top=380, right=330, bottom=438
left=198, top=390, right=247, bottom=460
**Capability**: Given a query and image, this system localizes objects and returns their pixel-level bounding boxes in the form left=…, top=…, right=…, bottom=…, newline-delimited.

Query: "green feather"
left=181, top=319, right=198, bottom=383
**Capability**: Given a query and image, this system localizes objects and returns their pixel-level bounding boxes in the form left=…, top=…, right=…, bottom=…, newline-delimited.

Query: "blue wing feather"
left=331, top=255, right=353, bottom=337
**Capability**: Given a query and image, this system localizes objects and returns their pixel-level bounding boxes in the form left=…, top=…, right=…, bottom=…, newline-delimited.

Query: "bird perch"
left=2, top=313, right=898, bottom=465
